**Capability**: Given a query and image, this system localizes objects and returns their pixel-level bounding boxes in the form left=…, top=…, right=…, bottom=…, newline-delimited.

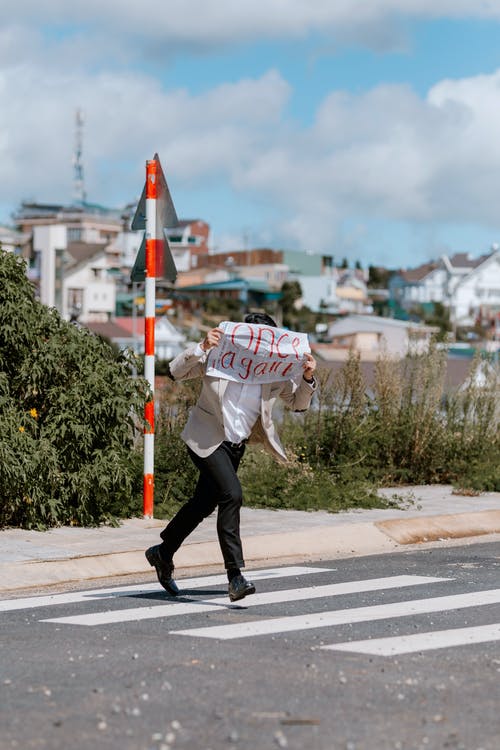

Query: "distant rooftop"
left=400, top=262, right=439, bottom=283
left=176, top=219, right=206, bottom=227
left=398, top=250, right=496, bottom=283
left=0, top=224, right=30, bottom=243
left=448, top=252, right=491, bottom=269
left=178, top=278, right=272, bottom=292
left=66, top=241, right=108, bottom=267
left=329, top=314, right=438, bottom=334
left=14, top=201, right=123, bottom=222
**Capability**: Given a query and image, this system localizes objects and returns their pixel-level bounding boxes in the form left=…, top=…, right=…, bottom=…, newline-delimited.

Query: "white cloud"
left=3, top=5, right=500, bottom=258
left=4, top=58, right=500, bottom=251
left=3, top=52, right=500, bottom=252
left=5, top=1, right=500, bottom=56
left=226, top=71, right=500, bottom=250
left=0, top=63, right=290, bottom=207
left=8, top=1, right=500, bottom=29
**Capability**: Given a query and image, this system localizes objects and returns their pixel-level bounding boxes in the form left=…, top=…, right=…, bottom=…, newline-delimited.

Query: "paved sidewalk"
left=1, top=485, right=499, bottom=593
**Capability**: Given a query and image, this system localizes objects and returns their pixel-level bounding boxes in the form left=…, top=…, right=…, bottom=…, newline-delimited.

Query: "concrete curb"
left=1, top=510, right=499, bottom=593
left=376, top=509, right=500, bottom=544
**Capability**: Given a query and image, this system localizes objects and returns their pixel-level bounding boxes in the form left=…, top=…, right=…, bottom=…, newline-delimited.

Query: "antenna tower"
left=73, top=108, right=86, bottom=204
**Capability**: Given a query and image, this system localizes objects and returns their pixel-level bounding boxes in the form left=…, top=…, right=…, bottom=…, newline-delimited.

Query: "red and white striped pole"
left=143, top=158, right=157, bottom=518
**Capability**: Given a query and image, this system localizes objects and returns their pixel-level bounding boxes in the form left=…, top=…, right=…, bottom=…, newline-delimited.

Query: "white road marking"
left=320, top=623, right=500, bottom=655
left=41, top=575, right=447, bottom=626
left=1, top=566, right=327, bottom=612
left=170, top=588, right=500, bottom=640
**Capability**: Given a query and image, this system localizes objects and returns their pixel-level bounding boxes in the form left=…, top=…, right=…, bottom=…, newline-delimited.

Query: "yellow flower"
left=19, top=426, right=25, bottom=432
left=29, top=408, right=38, bottom=418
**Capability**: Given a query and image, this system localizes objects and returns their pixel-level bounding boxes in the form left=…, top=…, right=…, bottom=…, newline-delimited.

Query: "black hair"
left=244, top=312, right=277, bottom=327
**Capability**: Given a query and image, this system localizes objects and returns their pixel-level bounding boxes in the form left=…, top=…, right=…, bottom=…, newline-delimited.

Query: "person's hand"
left=302, top=353, right=317, bottom=382
left=200, top=328, right=223, bottom=352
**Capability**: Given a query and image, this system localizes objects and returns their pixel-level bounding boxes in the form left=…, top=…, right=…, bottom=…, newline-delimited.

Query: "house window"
left=67, top=288, right=83, bottom=311
left=67, top=228, right=82, bottom=242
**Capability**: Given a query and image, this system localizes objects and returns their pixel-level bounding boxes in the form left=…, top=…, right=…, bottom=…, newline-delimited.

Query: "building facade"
left=326, top=315, right=438, bottom=358
left=14, top=202, right=124, bottom=316
left=389, top=249, right=500, bottom=327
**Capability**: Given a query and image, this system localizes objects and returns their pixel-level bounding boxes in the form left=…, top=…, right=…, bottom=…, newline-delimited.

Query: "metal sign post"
left=131, top=154, right=178, bottom=518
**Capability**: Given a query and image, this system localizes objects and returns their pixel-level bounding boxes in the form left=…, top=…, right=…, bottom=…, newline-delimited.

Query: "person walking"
left=145, top=313, right=317, bottom=602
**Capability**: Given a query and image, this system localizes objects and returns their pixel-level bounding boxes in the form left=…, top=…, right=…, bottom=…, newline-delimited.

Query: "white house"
left=86, top=315, right=186, bottom=360
left=298, top=275, right=339, bottom=313
left=166, top=219, right=210, bottom=272
left=0, top=225, right=30, bottom=256
left=326, top=315, right=438, bottom=358
left=64, top=243, right=116, bottom=322
left=335, top=270, right=371, bottom=314
left=17, top=202, right=124, bottom=315
left=110, top=228, right=142, bottom=269
left=389, top=249, right=500, bottom=328
left=297, top=268, right=371, bottom=314
left=444, top=250, right=500, bottom=326
left=389, top=262, right=446, bottom=307
left=236, top=263, right=290, bottom=290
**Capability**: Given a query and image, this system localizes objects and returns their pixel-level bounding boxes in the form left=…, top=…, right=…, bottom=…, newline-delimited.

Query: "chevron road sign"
left=130, top=153, right=178, bottom=283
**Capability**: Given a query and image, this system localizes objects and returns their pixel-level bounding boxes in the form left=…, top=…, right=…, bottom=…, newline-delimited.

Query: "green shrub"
left=368, top=346, right=450, bottom=483
left=297, top=347, right=499, bottom=491
left=444, top=356, right=500, bottom=490
left=152, top=376, right=200, bottom=518
left=0, top=250, right=148, bottom=528
left=238, top=447, right=391, bottom=512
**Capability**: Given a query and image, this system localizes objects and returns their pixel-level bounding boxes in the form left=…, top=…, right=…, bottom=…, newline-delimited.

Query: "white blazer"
left=169, top=344, right=316, bottom=463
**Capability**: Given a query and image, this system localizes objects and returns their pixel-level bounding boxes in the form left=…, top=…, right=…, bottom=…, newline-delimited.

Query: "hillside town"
left=1, top=198, right=499, bottom=363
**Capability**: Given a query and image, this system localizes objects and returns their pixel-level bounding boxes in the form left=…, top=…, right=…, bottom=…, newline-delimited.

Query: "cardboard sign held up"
left=206, top=321, right=310, bottom=384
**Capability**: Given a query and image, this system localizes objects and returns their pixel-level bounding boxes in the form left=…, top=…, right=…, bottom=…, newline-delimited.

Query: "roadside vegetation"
left=1, top=247, right=498, bottom=528
left=0, top=250, right=149, bottom=529
left=152, top=346, right=499, bottom=520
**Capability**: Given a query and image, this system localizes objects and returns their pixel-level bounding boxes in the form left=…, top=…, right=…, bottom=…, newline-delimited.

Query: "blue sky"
left=3, top=2, right=500, bottom=268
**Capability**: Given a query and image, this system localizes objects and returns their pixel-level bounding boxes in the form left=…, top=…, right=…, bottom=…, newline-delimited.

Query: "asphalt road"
left=1, top=541, right=499, bottom=750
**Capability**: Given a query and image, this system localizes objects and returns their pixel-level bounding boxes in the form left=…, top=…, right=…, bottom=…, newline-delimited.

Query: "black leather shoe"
left=145, top=545, right=180, bottom=596
left=228, top=574, right=256, bottom=602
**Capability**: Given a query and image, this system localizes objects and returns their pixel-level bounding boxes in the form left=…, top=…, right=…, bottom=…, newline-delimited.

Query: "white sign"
left=206, top=321, right=310, bottom=383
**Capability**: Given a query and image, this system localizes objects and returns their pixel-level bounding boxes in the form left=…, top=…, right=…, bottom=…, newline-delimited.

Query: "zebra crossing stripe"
left=320, top=623, right=500, bottom=656
left=1, top=566, right=326, bottom=613
left=41, top=575, right=447, bottom=626
left=169, top=588, right=500, bottom=640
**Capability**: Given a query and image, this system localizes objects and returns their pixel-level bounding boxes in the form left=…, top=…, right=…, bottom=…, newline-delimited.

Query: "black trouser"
left=160, top=441, right=246, bottom=569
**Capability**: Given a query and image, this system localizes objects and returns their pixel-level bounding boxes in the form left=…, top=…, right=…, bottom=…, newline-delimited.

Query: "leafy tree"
left=0, top=249, right=149, bottom=528
left=368, top=265, right=393, bottom=288
left=204, top=295, right=243, bottom=318
left=280, top=280, right=303, bottom=328
left=280, top=281, right=302, bottom=312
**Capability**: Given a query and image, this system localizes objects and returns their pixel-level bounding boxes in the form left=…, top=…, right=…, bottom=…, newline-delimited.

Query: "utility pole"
left=73, top=108, right=86, bottom=204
